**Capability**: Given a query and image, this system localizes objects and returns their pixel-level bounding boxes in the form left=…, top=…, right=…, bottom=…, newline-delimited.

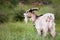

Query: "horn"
left=32, top=8, right=39, bottom=11
left=26, top=8, right=39, bottom=13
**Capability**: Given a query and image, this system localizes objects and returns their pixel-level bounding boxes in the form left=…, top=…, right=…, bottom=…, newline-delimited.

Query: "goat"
left=24, top=8, right=56, bottom=38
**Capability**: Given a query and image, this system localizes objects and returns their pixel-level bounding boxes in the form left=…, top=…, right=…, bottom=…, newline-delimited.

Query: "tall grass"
left=0, top=21, right=60, bottom=40
left=0, top=4, right=60, bottom=40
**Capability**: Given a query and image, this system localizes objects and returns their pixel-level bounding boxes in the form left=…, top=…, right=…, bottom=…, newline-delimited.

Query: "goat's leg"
left=35, top=24, right=41, bottom=36
left=49, top=25, right=56, bottom=38
left=43, top=27, right=48, bottom=37
left=36, top=28, right=41, bottom=36
left=49, top=22, right=56, bottom=38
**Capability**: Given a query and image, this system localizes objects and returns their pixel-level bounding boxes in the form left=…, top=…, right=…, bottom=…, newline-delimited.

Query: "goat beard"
left=24, top=16, right=28, bottom=24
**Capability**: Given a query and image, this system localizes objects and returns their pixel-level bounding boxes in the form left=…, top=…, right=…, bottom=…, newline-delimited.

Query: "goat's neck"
left=31, top=14, right=37, bottom=22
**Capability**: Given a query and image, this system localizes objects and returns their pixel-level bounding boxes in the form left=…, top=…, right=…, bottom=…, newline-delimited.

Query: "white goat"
left=24, top=8, right=56, bottom=38
left=34, top=13, right=55, bottom=37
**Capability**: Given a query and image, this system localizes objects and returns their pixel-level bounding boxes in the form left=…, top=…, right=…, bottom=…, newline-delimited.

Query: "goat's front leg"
left=35, top=23, right=41, bottom=36
left=36, top=28, right=41, bottom=36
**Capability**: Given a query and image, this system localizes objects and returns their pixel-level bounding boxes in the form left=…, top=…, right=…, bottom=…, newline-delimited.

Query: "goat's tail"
left=48, top=13, right=55, bottom=20
left=46, top=13, right=55, bottom=22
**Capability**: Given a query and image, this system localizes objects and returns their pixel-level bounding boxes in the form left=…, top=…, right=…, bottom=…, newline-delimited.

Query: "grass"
left=0, top=21, right=60, bottom=40
left=0, top=4, right=60, bottom=40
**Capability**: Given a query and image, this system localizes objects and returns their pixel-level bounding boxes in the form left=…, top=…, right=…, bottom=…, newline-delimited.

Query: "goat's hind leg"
left=43, top=28, right=48, bottom=38
left=49, top=23, right=56, bottom=38
left=41, top=23, right=48, bottom=37
left=50, top=26, right=56, bottom=38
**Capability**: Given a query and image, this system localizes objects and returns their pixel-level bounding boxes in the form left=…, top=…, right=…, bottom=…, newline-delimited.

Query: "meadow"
left=0, top=4, right=60, bottom=40
left=0, top=21, right=60, bottom=40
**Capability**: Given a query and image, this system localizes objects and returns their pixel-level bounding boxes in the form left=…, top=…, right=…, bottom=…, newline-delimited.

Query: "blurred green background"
left=0, top=0, right=60, bottom=40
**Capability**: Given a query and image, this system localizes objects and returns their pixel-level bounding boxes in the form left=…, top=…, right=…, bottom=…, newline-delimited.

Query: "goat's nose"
left=24, top=13, right=26, bottom=15
left=24, top=13, right=28, bottom=16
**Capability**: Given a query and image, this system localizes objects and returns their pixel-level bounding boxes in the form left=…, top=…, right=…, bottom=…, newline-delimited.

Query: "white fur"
left=34, top=13, right=56, bottom=37
left=24, top=12, right=56, bottom=38
left=24, top=13, right=28, bottom=24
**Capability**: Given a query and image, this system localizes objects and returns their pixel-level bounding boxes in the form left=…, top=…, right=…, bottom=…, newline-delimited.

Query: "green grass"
left=0, top=4, right=60, bottom=40
left=0, top=21, right=60, bottom=40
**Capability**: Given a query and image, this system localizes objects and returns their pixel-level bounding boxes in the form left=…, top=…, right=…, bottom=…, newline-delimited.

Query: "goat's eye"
left=27, top=13, right=31, bottom=17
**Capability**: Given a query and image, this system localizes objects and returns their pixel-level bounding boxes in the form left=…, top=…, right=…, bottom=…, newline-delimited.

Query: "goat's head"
left=24, top=8, right=38, bottom=24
